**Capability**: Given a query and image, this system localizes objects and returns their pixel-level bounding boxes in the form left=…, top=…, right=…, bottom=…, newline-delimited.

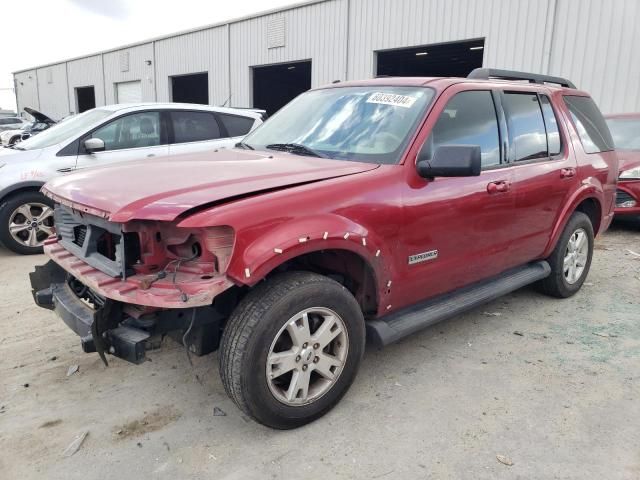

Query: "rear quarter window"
left=218, top=113, right=256, bottom=137
left=564, top=95, right=614, bottom=153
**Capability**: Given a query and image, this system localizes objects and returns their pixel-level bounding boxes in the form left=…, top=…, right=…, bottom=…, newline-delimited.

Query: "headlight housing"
left=620, top=167, right=640, bottom=180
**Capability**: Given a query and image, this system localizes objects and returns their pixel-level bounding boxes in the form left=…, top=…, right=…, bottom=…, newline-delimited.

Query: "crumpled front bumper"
left=30, top=261, right=150, bottom=364
left=30, top=260, right=224, bottom=366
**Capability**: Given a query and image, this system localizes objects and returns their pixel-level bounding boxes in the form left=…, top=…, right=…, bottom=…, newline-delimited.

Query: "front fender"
left=0, top=180, right=46, bottom=203
left=226, top=213, right=392, bottom=294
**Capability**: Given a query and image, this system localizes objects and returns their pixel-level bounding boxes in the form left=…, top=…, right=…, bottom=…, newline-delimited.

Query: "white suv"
left=0, top=103, right=264, bottom=254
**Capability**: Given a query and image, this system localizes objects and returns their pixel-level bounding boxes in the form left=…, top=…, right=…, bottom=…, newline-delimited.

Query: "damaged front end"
left=30, top=204, right=238, bottom=365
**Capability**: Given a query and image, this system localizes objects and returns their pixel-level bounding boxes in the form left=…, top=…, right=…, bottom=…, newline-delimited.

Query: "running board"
left=367, top=261, right=551, bottom=346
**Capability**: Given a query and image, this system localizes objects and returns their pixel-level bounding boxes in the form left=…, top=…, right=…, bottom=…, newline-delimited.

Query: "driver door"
left=75, top=111, right=169, bottom=170
left=396, top=86, right=519, bottom=307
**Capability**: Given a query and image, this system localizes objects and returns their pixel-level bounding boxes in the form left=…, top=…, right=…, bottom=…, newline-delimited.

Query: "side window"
left=564, top=95, right=614, bottom=153
left=218, top=113, right=256, bottom=137
left=91, top=112, right=161, bottom=151
left=427, top=90, right=501, bottom=168
left=539, top=95, right=561, bottom=155
left=0, top=119, right=9, bottom=125
left=502, top=92, right=547, bottom=161
left=171, top=111, right=221, bottom=143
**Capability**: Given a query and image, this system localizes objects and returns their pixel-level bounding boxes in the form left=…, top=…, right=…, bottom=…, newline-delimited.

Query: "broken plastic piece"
left=343, top=233, right=350, bottom=239
left=63, top=431, right=88, bottom=457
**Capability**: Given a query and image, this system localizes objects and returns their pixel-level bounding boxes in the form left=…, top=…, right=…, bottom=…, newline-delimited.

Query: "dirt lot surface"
left=1, top=221, right=639, bottom=480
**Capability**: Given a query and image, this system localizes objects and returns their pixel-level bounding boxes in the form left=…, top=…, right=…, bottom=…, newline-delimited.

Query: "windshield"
left=18, top=109, right=112, bottom=150
left=606, top=118, right=640, bottom=151
left=243, top=86, right=434, bottom=164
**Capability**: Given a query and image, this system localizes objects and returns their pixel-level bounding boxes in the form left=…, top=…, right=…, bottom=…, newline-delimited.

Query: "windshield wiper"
left=266, top=143, right=327, bottom=158
left=235, top=141, right=254, bottom=150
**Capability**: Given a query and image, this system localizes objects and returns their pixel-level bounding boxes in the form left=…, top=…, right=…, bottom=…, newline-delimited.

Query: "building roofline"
left=13, top=0, right=330, bottom=74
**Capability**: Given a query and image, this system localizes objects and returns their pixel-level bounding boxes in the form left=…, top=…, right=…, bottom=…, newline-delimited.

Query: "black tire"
left=537, top=211, right=594, bottom=298
left=219, top=271, right=365, bottom=429
left=0, top=191, right=54, bottom=255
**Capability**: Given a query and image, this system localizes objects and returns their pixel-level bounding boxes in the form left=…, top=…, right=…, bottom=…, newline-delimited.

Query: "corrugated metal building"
left=13, top=0, right=640, bottom=119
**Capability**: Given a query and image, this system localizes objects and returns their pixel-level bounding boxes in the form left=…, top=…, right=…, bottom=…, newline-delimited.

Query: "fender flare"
left=0, top=181, right=46, bottom=204
left=226, top=214, right=393, bottom=303
left=542, top=183, right=603, bottom=258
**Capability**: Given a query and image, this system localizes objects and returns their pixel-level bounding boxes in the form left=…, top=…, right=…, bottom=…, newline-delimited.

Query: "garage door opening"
left=75, top=86, right=96, bottom=113
left=252, top=60, right=311, bottom=116
left=171, top=72, right=209, bottom=105
left=116, top=81, right=142, bottom=104
left=376, top=38, right=485, bottom=78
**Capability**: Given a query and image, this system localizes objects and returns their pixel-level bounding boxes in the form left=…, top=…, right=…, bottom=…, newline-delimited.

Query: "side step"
left=367, top=261, right=551, bottom=346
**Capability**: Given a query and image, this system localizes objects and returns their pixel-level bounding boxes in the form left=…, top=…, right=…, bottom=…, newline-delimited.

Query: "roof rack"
left=467, top=68, right=576, bottom=89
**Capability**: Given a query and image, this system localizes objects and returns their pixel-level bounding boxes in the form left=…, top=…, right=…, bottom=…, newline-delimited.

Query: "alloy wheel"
left=563, top=227, right=588, bottom=284
left=8, top=203, right=54, bottom=248
left=266, top=307, right=349, bottom=406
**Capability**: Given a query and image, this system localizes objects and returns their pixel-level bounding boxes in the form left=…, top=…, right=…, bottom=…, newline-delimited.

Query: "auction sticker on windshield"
left=367, top=92, right=417, bottom=108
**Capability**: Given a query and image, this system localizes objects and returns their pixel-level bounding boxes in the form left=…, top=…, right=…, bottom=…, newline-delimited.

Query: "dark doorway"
left=252, top=60, right=311, bottom=115
left=171, top=73, right=209, bottom=104
left=75, top=86, right=96, bottom=113
left=376, top=38, right=485, bottom=78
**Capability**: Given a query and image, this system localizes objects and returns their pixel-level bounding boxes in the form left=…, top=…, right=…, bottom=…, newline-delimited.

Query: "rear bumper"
left=30, top=261, right=223, bottom=365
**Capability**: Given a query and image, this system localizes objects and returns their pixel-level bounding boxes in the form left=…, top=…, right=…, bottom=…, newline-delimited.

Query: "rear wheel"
left=219, top=271, right=365, bottom=429
left=538, top=211, right=594, bottom=298
left=0, top=191, right=55, bottom=255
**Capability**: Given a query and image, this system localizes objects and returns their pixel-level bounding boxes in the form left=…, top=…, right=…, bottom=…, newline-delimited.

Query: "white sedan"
left=0, top=103, right=264, bottom=254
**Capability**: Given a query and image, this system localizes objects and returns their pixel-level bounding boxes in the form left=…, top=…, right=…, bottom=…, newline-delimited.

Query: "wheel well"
left=265, top=249, right=379, bottom=315
left=574, top=197, right=601, bottom=234
left=0, top=186, right=43, bottom=206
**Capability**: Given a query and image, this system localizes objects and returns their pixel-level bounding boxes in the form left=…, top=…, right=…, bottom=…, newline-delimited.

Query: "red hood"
left=43, top=149, right=379, bottom=222
left=618, top=150, right=640, bottom=172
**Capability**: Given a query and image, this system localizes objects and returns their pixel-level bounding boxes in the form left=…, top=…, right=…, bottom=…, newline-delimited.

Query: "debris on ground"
left=66, top=365, right=79, bottom=377
left=593, top=332, right=617, bottom=338
left=213, top=407, right=227, bottom=417
left=49, top=356, right=57, bottom=361
left=23, top=383, right=29, bottom=388
left=496, top=454, right=514, bottom=466
left=513, top=331, right=524, bottom=336
left=62, top=431, right=88, bottom=457
left=584, top=282, right=594, bottom=286
left=482, top=312, right=502, bottom=317
left=626, top=249, right=640, bottom=258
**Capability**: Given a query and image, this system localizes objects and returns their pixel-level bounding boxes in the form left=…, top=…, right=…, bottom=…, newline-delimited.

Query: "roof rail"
left=467, top=68, right=576, bottom=89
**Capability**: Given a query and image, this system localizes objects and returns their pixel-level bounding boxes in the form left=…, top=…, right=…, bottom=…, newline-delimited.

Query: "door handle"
left=487, top=180, right=510, bottom=194
left=560, top=167, right=576, bottom=178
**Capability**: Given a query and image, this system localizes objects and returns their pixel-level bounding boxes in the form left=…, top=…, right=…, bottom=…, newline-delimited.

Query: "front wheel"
left=0, top=191, right=55, bottom=255
left=538, top=211, right=594, bottom=298
left=219, top=271, right=365, bottom=429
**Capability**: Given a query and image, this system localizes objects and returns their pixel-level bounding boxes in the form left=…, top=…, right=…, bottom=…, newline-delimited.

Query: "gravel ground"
left=0, top=220, right=639, bottom=480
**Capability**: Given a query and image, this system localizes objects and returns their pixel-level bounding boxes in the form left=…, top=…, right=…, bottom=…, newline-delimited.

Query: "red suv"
left=605, top=113, right=640, bottom=217
left=31, top=69, right=617, bottom=429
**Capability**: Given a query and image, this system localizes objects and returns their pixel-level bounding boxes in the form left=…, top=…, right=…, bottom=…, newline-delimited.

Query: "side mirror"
left=417, top=145, right=482, bottom=178
left=84, top=138, right=105, bottom=154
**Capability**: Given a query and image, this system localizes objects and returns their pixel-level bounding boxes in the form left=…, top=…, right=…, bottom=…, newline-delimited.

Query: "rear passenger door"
left=167, top=110, right=240, bottom=155
left=501, top=90, right=578, bottom=265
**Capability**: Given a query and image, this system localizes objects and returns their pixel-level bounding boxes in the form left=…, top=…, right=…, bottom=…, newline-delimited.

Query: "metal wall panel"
left=14, top=71, right=39, bottom=114
left=229, top=0, right=348, bottom=107
left=549, top=0, right=640, bottom=114
left=154, top=26, right=229, bottom=105
left=347, top=0, right=553, bottom=79
left=102, top=43, right=155, bottom=104
left=67, top=55, right=106, bottom=112
left=35, top=63, right=69, bottom=120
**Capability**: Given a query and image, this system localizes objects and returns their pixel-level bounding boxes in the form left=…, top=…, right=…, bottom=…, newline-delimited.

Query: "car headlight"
left=620, top=167, right=640, bottom=180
